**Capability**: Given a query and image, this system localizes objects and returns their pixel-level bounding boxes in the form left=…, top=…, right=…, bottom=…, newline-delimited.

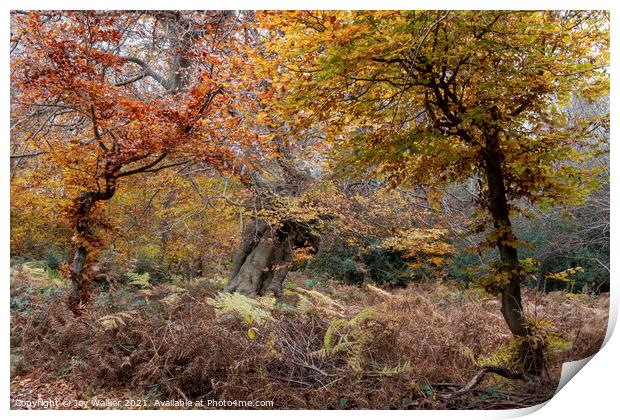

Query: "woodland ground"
left=10, top=262, right=608, bottom=410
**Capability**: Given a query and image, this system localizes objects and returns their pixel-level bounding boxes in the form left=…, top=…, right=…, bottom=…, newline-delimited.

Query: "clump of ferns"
left=312, top=307, right=410, bottom=377
left=461, top=318, right=570, bottom=376
left=207, top=292, right=274, bottom=324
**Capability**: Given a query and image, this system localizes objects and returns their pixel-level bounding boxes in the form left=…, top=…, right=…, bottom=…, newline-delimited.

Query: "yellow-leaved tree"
left=258, top=10, right=609, bottom=373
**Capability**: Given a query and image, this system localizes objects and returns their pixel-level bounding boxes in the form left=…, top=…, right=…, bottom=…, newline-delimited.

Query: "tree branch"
left=116, top=153, right=168, bottom=178
left=438, top=366, right=524, bottom=399
left=120, top=56, right=173, bottom=91
left=10, top=150, right=47, bottom=159
left=114, top=72, right=147, bottom=87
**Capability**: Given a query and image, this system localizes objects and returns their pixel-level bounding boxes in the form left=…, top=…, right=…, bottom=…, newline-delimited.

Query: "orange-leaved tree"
left=11, top=11, right=264, bottom=314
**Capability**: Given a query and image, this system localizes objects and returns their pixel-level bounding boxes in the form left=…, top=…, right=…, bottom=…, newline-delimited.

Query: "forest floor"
left=10, top=263, right=609, bottom=410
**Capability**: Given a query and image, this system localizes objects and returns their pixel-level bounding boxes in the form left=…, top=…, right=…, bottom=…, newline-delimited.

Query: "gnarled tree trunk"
left=67, top=176, right=117, bottom=316
left=225, top=218, right=318, bottom=299
left=225, top=141, right=321, bottom=298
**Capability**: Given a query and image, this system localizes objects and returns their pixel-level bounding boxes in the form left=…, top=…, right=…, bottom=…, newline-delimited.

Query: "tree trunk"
left=67, top=176, right=117, bottom=316
left=67, top=244, right=89, bottom=315
left=484, top=136, right=544, bottom=374
left=229, top=219, right=269, bottom=281
left=225, top=229, right=276, bottom=296
left=225, top=219, right=317, bottom=298
left=260, top=235, right=293, bottom=299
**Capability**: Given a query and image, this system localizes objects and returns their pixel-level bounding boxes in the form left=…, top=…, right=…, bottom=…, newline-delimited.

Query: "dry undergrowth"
left=10, top=264, right=608, bottom=409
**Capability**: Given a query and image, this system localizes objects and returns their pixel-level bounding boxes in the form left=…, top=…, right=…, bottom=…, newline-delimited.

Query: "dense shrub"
left=308, top=244, right=365, bottom=285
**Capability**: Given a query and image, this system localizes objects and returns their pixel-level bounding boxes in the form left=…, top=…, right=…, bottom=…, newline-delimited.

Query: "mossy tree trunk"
left=67, top=176, right=117, bottom=316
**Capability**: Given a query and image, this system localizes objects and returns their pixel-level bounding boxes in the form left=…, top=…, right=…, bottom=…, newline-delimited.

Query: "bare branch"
left=438, top=366, right=524, bottom=399
left=120, top=56, right=173, bottom=91
left=114, top=72, right=147, bottom=87
left=10, top=150, right=47, bottom=159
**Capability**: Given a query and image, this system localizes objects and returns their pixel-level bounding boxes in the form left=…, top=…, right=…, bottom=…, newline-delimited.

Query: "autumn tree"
left=259, top=10, right=609, bottom=372
left=224, top=128, right=456, bottom=296
left=11, top=11, right=262, bottom=314
left=218, top=20, right=330, bottom=298
left=223, top=141, right=325, bottom=298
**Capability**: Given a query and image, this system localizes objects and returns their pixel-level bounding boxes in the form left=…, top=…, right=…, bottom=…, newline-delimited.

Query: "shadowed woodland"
left=10, top=10, right=609, bottom=409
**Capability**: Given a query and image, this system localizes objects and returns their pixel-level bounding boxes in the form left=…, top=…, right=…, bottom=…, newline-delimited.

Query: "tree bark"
left=67, top=176, right=117, bottom=316
left=483, top=135, right=544, bottom=374
left=260, top=234, right=294, bottom=299
left=67, top=244, right=89, bottom=315
left=225, top=228, right=278, bottom=296
left=229, top=219, right=269, bottom=280
left=225, top=219, right=318, bottom=298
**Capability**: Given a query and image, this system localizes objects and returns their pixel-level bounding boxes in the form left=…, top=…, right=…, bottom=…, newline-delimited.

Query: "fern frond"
left=97, top=311, right=136, bottom=330
left=372, top=361, right=413, bottom=377
left=207, top=292, right=274, bottom=323
left=127, top=272, right=151, bottom=289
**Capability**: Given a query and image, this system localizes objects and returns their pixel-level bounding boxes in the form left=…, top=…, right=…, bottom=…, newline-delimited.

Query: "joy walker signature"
left=13, top=398, right=274, bottom=409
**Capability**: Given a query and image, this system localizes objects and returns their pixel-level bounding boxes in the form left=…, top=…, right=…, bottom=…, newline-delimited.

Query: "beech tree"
left=11, top=11, right=262, bottom=314
left=258, top=10, right=609, bottom=372
left=223, top=169, right=323, bottom=298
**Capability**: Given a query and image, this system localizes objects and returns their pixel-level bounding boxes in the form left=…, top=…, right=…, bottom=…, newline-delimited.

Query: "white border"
left=3, top=2, right=617, bottom=419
